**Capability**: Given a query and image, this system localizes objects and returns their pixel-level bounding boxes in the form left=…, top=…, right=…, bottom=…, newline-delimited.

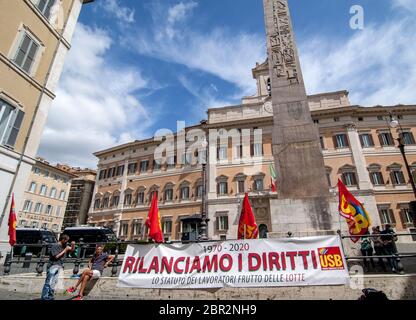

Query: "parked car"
left=14, top=228, right=57, bottom=256
left=62, top=226, right=119, bottom=256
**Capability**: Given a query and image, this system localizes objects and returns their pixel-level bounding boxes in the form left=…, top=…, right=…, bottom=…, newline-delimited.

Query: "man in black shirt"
left=41, top=234, right=75, bottom=300
left=380, top=224, right=399, bottom=272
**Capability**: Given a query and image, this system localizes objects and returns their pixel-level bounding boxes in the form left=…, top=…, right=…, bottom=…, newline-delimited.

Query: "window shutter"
left=378, top=134, right=384, bottom=146
left=352, top=173, right=357, bottom=185
left=344, top=135, right=350, bottom=147
left=388, top=209, right=396, bottom=223
left=369, top=134, right=374, bottom=146
left=333, top=136, right=338, bottom=149
left=390, top=172, right=396, bottom=185
left=399, top=171, right=405, bottom=184
left=369, top=172, right=375, bottom=185
left=225, top=216, right=229, bottom=230
left=6, top=109, right=24, bottom=147
left=359, top=135, right=364, bottom=147
left=23, top=41, right=39, bottom=73
left=15, top=35, right=31, bottom=67
left=216, top=217, right=219, bottom=230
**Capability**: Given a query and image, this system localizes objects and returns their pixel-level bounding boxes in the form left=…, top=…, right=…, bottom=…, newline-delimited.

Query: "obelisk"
left=264, top=0, right=334, bottom=235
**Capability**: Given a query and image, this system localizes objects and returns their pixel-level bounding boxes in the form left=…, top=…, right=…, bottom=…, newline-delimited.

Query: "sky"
left=37, top=0, right=416, bottom=168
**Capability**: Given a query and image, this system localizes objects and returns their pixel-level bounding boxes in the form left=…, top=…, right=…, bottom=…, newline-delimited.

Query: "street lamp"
left=388, top=114, right=416, bottom=228
left=199, top=137, right=209, bottom=241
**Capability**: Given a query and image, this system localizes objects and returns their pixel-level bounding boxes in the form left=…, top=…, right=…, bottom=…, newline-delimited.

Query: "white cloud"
left=168, top=1, right=198, bottom=25
left=393, top=0, right=416, bottom=12
left=127, top=1, right=265, bottom=95
left=101, top=0, right=135, bottom=24
left=299, top=16, right=416, bottom=107
left=178, top=74, right=233, bottom=115
left=38, top=24, right=150, bottom=168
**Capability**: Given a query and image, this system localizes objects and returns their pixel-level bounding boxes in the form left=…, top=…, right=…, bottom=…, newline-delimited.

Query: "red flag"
left=238, top=193, right=258, bottom=239
left=145, top=191, right=164, bottom=243
left=8, top=193, right=17, bottom=247
left=338, top=179, right=371, bottom=243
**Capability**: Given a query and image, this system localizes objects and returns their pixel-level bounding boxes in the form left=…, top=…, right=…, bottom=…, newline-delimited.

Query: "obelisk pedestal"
left=263, top=0, right=338, bottom=237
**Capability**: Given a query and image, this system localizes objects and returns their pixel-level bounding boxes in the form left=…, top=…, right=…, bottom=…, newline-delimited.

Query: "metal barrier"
left=3, top=234, right=416, bottom=276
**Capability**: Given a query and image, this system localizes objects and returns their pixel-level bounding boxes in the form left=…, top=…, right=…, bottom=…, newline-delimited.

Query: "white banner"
left=117, top=236, right=350, bottom=289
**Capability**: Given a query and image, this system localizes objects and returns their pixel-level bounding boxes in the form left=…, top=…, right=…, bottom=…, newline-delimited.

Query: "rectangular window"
left=59, top=190, right=65, bottom=200
left=0, top=99, right=25, bottom=148
left=359, top=134, right=375, bottom=148
left=334, top=134, right=349, bottom=148
left=133, top=221, right=142, bottom=236
left=124, top=193, right=132, bottom=206
left=23, top=200, right=32, bottom=212
left=254, top=178, right=264, bottom=191
left=342, top=172, right=357, bottom=186
left=391, top=170, right=406, bottom=185
left=237, top=180, right=245, bottom=194
left=167, top=156, right=175, bottom=169
left=99, top=169, right=107, bottom=180
left=218, top=182, right=228, bottom=195
left=197, top=185, right=203, bottom=198
left=370, top=172, right=385, bottom=186
left=120, top=223, right=129, bottom=237
left=50, top=188, right=57, bottom=198
left=181, top=187, right=189, bottom=200
left=56, top=206, right=61, bottom=216
left=94, top=199, right=101, bottom=209
left=44, top=170, right=49, bottom=178
left=217, top=216, right=229, bottom=231
left=29, top=182, right=37, bottom=193
left=34, top=203, right=42, bottom=214
left=379, top=132, right=394, bottom=146
left=127, top=163, right=137, bottom=174
left=165, top=189, right=173, bottom=202
left=401, top=132, right=416, bottom=145
left=36, top=0, right=56, bottom=19
left=153, top=159, right=161, bottom=171
left=400, top=207, right=413, bottom=226
left=378, top=207, right=396, bottom=225
left=13, top=33, right=39, bottom=74
left=116, top=165, right=125, bottom=176
left=217, top=145, right=228, bottom=160
left=45, top=205, right=52, bottom=215
left=140, top=160, right=149, bottom=174
left=33, top=167, right=41, bottom=175
left=40, top=185, right=47, bottom=196
left=136, top=192, right=144, bottom=205
left=41, top=223, right=48, bottom=229
left=162, top=220, right=173, bottom=234
left=252, top=143, right=263, bottom=157
left=112, top=195, right=120, bottom=207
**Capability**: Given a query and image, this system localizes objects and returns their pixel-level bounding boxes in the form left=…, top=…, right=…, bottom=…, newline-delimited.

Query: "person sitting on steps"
left=66, top=244, right=114, bottom=300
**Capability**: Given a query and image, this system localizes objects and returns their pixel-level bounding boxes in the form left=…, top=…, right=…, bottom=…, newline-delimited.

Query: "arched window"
left=136, top=187, right=146, bottom=205
left=111, top=191, right=120, bottom=207
left=339, top=165, right=357, bottom=187
left=216, top=176, right=228, bottom=195
left=164, top=183, right=175, bottom=202
left=148, top=185, right=159, bottom=202
left=252, top=173, right=265, bottom=191
left=234, top=173, right=246, bottom=194
left=124, top=188, right=133, bottom=206
left=179, top=181, right=190, bottom=201
left=367, top=164, right=385, bottom=186
left=50, top=187, right=57, bottom=198
left=387, top=163, right=406, bottom=186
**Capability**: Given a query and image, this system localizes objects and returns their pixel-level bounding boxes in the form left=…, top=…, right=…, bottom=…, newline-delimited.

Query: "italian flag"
left=269, top=164, right=277, bottom=192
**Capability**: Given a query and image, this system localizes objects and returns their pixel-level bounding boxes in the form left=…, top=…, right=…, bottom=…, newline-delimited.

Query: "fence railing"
left=3, top=232, right=416, bottom=276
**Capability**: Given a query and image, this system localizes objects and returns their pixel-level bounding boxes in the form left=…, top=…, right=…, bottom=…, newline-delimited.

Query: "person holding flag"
left=269, top=164, right=277, bottom=192
left=338, top=179, right=371, bottom=243
left=238, top=193, right=259, bottom=240
left=146, top=191, right=164, bottom=243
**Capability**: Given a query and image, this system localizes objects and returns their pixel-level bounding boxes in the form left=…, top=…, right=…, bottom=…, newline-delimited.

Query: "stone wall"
left=1, top=273, right=415, bottom=300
